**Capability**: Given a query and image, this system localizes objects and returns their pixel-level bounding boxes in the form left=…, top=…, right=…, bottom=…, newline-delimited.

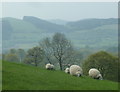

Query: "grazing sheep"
left=45, top=63, right=54, bottom=70
left=65, top=68, right=70, bottom=74
left=89, top=68, right=103, bottom=80
left=50, top=64, right=54, bottom=69
left=69, top=65, right=83, bottom=77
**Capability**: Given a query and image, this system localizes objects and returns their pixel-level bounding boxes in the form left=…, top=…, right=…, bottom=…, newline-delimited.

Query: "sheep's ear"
left=98, top=68, right=101, bottom=71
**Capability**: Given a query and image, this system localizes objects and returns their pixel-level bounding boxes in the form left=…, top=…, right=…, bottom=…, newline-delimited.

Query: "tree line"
left=2, top=32, right=120, bottom=82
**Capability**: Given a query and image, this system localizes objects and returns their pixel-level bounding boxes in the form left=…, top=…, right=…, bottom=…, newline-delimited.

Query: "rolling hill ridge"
left=2, top=16, right=118, bottom=52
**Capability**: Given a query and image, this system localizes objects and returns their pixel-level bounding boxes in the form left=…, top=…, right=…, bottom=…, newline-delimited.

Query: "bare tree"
left=51, top=33, right=74, bottom=70
left=39, top=37, right=53, bottom=64
left=40, top=33, right=76, bottom=70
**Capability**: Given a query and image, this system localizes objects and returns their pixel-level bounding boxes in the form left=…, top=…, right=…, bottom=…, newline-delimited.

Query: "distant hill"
left=2, top=17, right=45, bottom=51
left=23, top=16, right=70, bottom=33
left=48, top=19, right=68, bottom=25
left=3, top=61, right=118, bottom=90
left=66, top=18, right=118, bottom=30
left=2, top=16, right=118, bottom=52
left=67, top=24, right=118, bottom=48
left=2, top=19, right=13, bottom=40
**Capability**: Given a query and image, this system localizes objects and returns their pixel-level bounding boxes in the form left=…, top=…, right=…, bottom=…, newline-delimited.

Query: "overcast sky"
left=2, top=2, right=118, bottom=21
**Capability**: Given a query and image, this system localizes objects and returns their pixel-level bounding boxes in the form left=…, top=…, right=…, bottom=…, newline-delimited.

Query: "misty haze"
left=1, top=2, right=119, bottom=90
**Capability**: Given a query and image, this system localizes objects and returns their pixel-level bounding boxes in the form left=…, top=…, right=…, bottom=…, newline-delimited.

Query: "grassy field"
left=0, top=60, right=2, bottom=91
left=2, top=61, right=118, bottom=90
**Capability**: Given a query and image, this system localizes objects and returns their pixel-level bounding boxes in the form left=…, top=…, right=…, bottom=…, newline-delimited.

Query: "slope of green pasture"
left=2, top=61, right=118, bottom=90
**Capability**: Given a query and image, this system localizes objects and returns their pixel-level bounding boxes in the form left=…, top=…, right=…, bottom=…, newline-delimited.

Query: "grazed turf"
left=2, top=61, right=118, bottom=90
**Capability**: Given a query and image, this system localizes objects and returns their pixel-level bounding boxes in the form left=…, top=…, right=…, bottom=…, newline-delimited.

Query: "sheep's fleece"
left=70, top=65, right=82, bottom=77
left=89, top=68, right=103, bottom=80
left=45, top=63, right=54, bottom=70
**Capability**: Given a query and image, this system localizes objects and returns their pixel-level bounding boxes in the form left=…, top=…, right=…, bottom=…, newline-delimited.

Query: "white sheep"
left=89, top=68, right=103, bottom=80
left=65, top=68, right=70, bottom=74
left=69, top=65, right=83, bottom=77
left=45, top=63, right=54, bottom=70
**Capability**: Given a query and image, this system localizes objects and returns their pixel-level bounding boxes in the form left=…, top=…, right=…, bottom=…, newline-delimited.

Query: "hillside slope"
left=0, top=60, right=1, bottom=91
left=2, top=17, right=118, bottom=51
left=66, top=18, right=117, bottom=30
left=3, top=61, right=118, bottom=90
left=23, top=16, right=70, bottom=33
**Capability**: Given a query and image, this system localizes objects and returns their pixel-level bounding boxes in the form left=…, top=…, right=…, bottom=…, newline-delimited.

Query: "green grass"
left=3, top=61, right=118, bottom=90
left=0, top=60, right=2, bottom=91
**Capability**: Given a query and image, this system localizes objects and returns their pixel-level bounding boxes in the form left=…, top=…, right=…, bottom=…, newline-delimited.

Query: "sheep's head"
left=97, top=74, right=103, bottom=80
left=65, top=68, right=70, bottom=74
left=76, top=71, right=82, bottom=77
